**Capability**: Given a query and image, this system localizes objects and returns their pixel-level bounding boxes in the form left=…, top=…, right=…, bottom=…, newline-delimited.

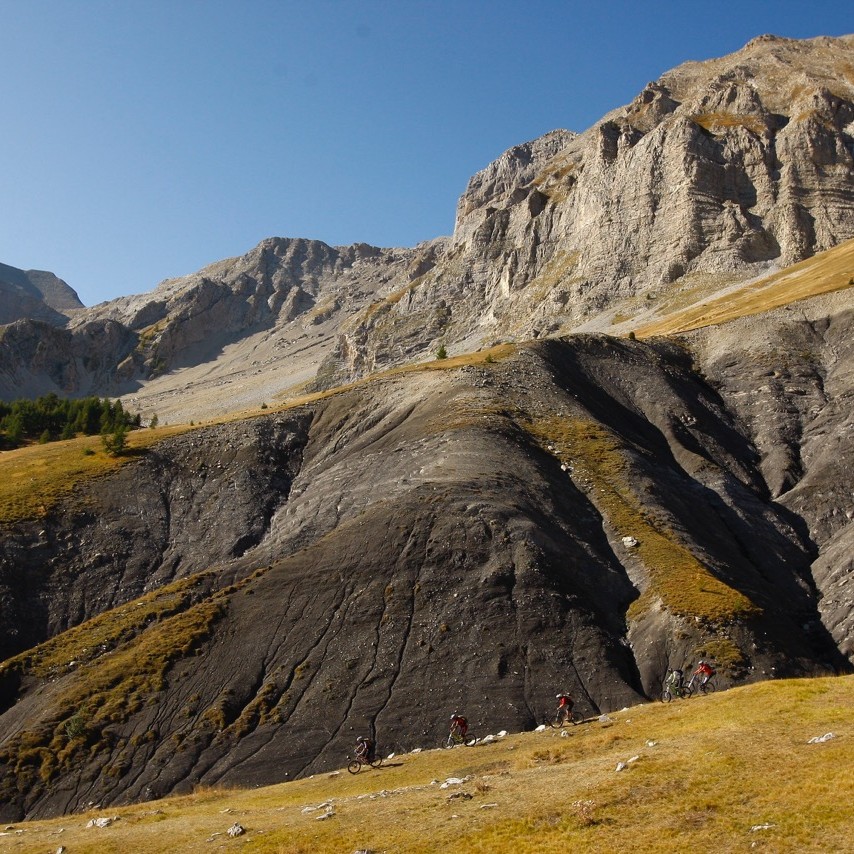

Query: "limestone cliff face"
left=321, top=34, right=854, bottom=383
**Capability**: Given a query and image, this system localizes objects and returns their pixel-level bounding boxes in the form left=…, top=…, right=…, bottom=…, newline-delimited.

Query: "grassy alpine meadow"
left=1, top=676, right=850, bottom=853
left=0, top=424, right=193, bottom=523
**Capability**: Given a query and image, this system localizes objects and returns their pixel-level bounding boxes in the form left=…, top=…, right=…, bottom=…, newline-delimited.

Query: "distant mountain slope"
left=636, top=236, right=854, bottom=337
left=0, top=238, right=445, bottom=419
left=321, top=34, right=854, bottom=385
left=0, top=262, right=83, bottom=327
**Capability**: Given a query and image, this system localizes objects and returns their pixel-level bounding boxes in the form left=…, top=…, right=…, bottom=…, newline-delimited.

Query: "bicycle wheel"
left=661, top=688, right=672, bottom=703
left=700, top=680, right=716, bottom=695
left=570, top=709, right=581, bottom=724
left=347, top=760, right=362, bottom=774
left=444, top=734, right=457, bottom=749
left=369, top=756, right=383, bottom=768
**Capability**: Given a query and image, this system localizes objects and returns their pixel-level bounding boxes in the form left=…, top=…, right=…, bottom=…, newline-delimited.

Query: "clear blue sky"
left=1, top=1, right=851, bottom=306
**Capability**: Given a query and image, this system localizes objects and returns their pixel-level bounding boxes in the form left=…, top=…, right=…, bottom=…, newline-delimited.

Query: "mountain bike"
left=444, top=724, right=475, bottom=748
left=549, top=706, right=581, bottom=727
left=660, top=682, right=693, bottom=702
left=687, top=672, right=716, bottom=695
left=347, top=751, right=383, bottom=773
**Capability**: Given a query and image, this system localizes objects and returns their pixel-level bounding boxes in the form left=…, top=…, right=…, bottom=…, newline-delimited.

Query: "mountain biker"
left=666, top=668, right=684, bottom=691
left=449, top=713, right=468, bottom=739
left=355, top=735, right=376, bottom=762
left=693, top=660, right=715, bottom=685
left=556, top=692, right=575, bottom=721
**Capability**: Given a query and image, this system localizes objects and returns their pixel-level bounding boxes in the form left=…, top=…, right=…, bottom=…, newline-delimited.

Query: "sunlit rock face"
left=322, top=35, right=854, bottom=383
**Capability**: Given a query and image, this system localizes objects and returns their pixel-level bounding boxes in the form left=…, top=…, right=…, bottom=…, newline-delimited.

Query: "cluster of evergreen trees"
left=0, top=394, right=141, bottom=450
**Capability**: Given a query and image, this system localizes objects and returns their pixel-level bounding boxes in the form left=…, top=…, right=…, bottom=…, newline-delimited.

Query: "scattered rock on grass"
left=86, top=816, right=119, bottom=828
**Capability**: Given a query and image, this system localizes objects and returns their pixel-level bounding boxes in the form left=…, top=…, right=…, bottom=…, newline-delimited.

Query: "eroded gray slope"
left=686, top=288, right=854, bottom=660
left=0, top=337, right=846, bottom=820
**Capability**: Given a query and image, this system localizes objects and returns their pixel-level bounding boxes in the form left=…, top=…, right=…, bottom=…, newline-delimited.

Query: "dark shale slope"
left=0, top=330, right=848, bottom=820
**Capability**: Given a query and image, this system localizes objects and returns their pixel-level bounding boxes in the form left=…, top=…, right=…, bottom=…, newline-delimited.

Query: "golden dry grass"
left=4, top=676, right=851, bottom=853
left=0, top=425, right=192, bottom=523
left=691, top=112, right=768, bottom=135
left=635, top=237, right=854, bottom=338
left=0, top=573, right=215, bottom=680
left=0, top=573, right=226, bottom=803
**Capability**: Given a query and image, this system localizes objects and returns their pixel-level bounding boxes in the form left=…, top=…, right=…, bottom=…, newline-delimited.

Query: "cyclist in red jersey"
left=556, top=692, right=574, bottom=722
left=449, top=713, right=468, bottom=738
left=693, top=660, right=715, bottom=685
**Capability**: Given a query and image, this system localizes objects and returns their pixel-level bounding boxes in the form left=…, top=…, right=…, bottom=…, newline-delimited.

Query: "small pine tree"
left=102, top=425, right=127, bottom=456
left=436, top=344, right=448, bottom=360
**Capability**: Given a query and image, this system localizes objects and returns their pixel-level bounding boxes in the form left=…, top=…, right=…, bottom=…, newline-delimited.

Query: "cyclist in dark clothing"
left=355, top=735, right=375, bottom=762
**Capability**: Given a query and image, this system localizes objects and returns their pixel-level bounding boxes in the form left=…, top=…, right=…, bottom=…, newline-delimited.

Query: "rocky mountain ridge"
left=0, top=238, right=446, bottom=419
left=2, top=35, right=854, bottom=423
left=0, top=262, right=83, bottom=328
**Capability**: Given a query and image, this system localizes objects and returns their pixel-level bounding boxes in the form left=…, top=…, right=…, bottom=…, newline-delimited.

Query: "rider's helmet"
left=698, top=660, right=706, bottom=665
left=356, top=735, right=365, bottom=743
left=450, top=714, right=456, bottom=720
